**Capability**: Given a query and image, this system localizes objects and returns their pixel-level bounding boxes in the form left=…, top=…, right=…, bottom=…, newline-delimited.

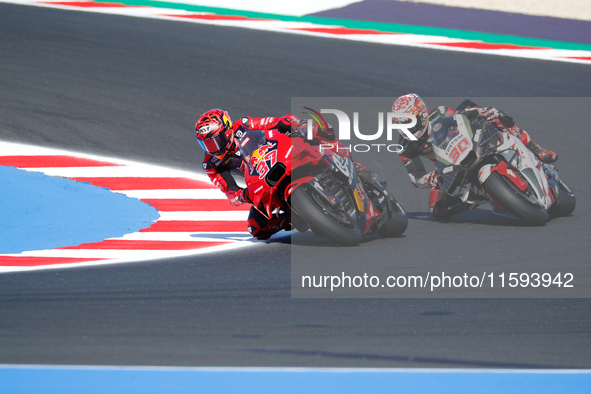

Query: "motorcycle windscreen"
left=237, top=128, right=267, bottom=163
left=430, top=114, right=474, bottom=166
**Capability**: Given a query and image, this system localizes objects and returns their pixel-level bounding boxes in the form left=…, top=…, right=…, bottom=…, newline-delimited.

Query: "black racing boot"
left=526, top=142, right=558, bottom=163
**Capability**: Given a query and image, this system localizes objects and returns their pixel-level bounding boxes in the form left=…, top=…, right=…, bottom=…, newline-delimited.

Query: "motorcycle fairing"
left=239, top=129, right=294, bottom=220
left=493, top=132, right=552, bottom=209
left=236, top=126, right=394, bottom=239
left=478, top=160, right=528, bottom=192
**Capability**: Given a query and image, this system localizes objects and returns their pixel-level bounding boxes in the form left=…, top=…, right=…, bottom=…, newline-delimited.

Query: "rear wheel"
left=482, top=172, right=548, bottom=226
left=291, top=186, right=361, bottom=246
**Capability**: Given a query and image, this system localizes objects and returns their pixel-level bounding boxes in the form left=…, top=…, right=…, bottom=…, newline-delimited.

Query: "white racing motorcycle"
left=430, top=108, right=575, bottom=225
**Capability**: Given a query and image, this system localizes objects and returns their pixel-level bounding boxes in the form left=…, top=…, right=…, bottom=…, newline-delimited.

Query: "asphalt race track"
left=1, top=3, right=591, bottom=368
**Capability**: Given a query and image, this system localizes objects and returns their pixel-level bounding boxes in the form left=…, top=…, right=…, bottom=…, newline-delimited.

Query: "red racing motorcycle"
left=236, top=126, right=407, bottom=245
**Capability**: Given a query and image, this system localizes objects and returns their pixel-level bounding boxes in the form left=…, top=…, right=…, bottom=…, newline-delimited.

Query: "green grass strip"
left=104, top=0, right=591, bottom=52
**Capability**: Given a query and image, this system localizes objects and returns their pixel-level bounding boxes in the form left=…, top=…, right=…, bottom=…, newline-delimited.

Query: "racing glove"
left=276, top=118, right=294, bottom=134
left=428, top=171, right=441, bottom=188
left=417, top=170, right=440, bottom=189
left=227, top=188, right=252, bottom=206
left=291, top=119, right=307, bottom=139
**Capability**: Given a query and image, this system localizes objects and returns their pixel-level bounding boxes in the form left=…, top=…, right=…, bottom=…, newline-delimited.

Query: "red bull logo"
left=250, top=142, right=277, bottom=179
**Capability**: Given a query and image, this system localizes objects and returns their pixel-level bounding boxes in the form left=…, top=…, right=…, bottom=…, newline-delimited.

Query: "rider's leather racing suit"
left=202, top=114, right=358, bottom=239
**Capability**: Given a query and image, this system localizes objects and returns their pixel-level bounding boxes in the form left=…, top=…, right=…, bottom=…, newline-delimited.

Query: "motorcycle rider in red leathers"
left=195, top=108, right=373, bottom=239
left=392, top=94, right=558, bottom=219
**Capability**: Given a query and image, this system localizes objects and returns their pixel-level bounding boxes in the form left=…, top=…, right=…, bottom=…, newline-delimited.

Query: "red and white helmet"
left=392, top=93, right=431, bottom=141
left=195, top=109, right=233, bottom=156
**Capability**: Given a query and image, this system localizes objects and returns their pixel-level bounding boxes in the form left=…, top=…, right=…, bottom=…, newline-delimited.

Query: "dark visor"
left=198, top=131, right=231, bottom=155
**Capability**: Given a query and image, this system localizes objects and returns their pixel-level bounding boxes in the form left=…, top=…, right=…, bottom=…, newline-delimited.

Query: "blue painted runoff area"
left=0, top=166, right=159, bottom=253
left=0, top=366, right=590, bottom=394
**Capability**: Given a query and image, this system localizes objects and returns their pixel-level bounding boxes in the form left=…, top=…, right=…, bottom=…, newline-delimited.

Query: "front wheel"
left=482, top=172, right=548, bottom=226
left=377, top=195, right=408, bottom=238
left=291, top=186, right=362, bottom=246
left=548, top=182, right=576, bottom=217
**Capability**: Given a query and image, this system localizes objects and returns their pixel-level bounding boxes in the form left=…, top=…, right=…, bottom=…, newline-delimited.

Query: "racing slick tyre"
left=377, top=195, right=408, bottom=238
left=548, top=182, right=576, bottom=217
left=291, top=186, right=362, bottom=246
left=482, top=172, right=549, bottom=226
